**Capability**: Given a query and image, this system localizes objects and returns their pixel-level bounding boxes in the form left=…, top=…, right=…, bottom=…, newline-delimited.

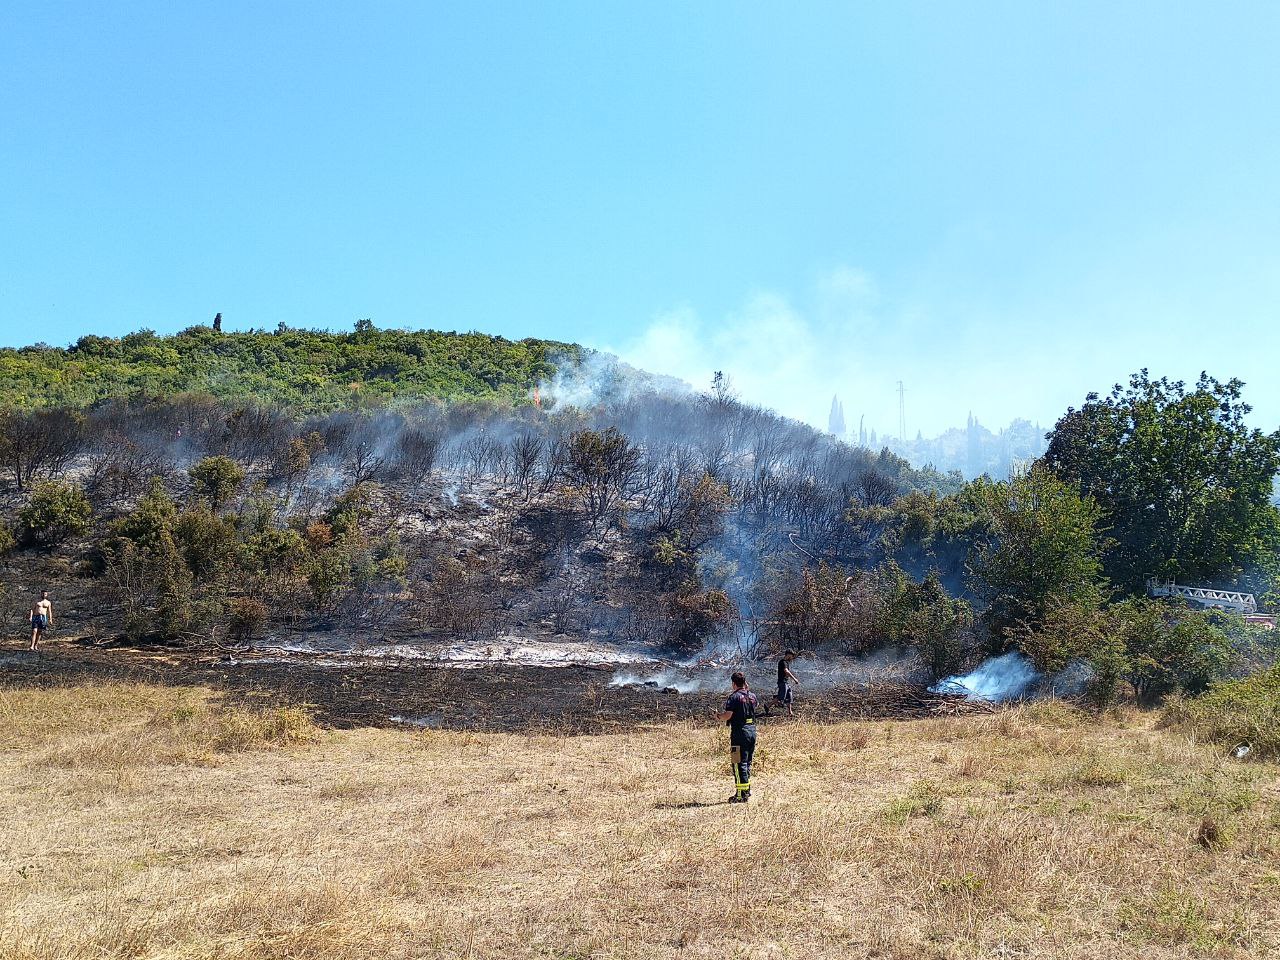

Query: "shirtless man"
left=29, top=591, right=53, bottom=651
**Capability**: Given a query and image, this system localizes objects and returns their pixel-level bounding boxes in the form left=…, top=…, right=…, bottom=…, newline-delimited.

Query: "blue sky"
left=2, top=1, right=1278, bottom=435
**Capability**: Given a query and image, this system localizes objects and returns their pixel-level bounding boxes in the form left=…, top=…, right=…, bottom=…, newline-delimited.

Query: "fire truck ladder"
left=1145, top=577, right=1258, bottom=614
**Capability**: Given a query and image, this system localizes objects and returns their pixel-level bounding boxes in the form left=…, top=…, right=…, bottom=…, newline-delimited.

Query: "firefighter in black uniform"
left=716, top=671, right=757, bottom=803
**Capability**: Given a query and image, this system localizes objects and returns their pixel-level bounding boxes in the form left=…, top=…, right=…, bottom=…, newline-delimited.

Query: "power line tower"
left=896, top=381, right=907, bottom=442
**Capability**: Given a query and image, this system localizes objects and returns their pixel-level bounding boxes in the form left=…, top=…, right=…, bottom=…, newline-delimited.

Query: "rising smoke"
left=930, top=651, right=1041, bottom=701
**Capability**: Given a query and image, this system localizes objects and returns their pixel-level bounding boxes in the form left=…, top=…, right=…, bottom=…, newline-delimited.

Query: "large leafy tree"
left=1044, top=371, right=1280, bottom=593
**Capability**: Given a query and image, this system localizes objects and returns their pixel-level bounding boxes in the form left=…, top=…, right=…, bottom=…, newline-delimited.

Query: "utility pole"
left=897, top=381, right=907, bottom=443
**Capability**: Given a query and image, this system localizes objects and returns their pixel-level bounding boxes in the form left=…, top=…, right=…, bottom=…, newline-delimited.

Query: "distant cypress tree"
left=966, top=412, right=983, bottom=478
left=828, top=395, right=846, bottom=436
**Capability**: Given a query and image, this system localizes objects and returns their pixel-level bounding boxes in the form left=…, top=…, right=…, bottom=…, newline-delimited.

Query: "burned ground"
left=0, top=641, right=957, bottom=733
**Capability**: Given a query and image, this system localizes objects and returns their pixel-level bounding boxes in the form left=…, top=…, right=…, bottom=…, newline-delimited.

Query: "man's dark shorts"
left=777, top=681, right=793, bottom=704
left=32, top=615, right=48, bottom=630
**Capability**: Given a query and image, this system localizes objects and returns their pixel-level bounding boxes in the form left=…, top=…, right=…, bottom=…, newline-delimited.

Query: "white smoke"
left=597, top=266, right=1168, bottom=439
left=441, top=479, right=460, bottom=506
left=615, top=293, right=869, bottom=432
left=537, top=350, right=690, bottom=411
left=609, top=669, right=711, bottom=694
left=610, top=648, right=926, bottom=696
left=930, top=651, right=1040, bottom=702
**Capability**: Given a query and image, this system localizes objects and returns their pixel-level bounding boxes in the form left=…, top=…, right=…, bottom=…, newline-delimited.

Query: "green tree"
left=1044, top=371, right=1280, bottom=592
left=968, top=463, right=1107, bottom=638
left=902, top=571, right=975, bottom=681
left=189, top=456, right=245, bottom=509
left=16, top=480, right=93, bottom=546
left=1112, top=598, right=1231, bottom=703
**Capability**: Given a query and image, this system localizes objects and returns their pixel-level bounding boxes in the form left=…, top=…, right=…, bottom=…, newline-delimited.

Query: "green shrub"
left=110, top=480, right=178, bottom=549
left=189, top=456, right=245, bottom=509
left=247, top=527, right=308, bottom=576
left=307, top=548, right=353, bottom=612
left=325, top=485, right=373, bottom=537
left=102, top=482, right=203, bottom=642
left=174, top=507, right=239, bottom=577
left=1163, top=665, right=1280, bottom=759
left=16, top=480, right=93, bottom=546
left=0, top=521, right=15, bottom=556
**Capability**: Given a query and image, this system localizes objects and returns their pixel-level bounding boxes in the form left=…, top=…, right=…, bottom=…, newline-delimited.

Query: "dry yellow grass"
left=2, top=684, right=1279, bottom=959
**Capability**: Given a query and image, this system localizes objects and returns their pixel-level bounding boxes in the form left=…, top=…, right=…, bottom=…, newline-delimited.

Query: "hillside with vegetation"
left=0, top=324, right=1275, bottom=706
left=0, top=322, right=576, bottom=411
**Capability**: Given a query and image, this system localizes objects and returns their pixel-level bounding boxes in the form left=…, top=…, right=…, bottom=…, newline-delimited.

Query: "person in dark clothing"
left=715, top=671, right=757, bottom=803
left=776, top=650, right=799, bottom=716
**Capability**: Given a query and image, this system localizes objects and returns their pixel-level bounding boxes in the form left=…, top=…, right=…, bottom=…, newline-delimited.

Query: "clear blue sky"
left=2, top=2, right=1278, bottom=434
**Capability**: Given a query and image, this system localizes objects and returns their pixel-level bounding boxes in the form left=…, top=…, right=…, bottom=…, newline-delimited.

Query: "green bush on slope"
left=1163, top=664, right=1280, bottom=759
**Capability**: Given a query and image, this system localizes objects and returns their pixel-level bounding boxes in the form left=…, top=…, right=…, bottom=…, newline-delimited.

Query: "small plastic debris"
left=1232, top=742, right=1252, bottom=760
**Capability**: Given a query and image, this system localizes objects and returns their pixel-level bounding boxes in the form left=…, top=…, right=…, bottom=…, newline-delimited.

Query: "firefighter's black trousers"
left=731, top=729, right=756, bottom=798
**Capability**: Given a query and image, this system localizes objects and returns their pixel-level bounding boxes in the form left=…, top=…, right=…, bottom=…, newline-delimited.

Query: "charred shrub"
left=393, top=426, right=440, bottom=480
left=271, top=432, right=325, bottom=486
left=0, top=408, right=86, bottom=491
left=667, top=586, right=737, bottom=655
left=220, top=405, right=292, bottom=467
left=228, top=597, right=268, bottom=640
left=565, top=427, right=642, bottom=531
left=426, top=555, right=499, bottom=639
left=766, top=562, right=867, bottom=652
left=763, top=560, right=972, bottom=672
left=84, top=431, right=175, bottom=504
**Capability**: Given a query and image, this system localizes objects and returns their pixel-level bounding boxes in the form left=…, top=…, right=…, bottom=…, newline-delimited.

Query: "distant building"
left=885, top=414, right=1051, bottom=479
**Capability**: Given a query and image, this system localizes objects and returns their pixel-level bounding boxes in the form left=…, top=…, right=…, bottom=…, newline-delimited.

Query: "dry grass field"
left=2, top=682, right=1279, bottom=959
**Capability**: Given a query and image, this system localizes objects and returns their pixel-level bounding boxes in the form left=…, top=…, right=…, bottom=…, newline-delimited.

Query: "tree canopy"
left=1043, top=371, right=1280, bottom=593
